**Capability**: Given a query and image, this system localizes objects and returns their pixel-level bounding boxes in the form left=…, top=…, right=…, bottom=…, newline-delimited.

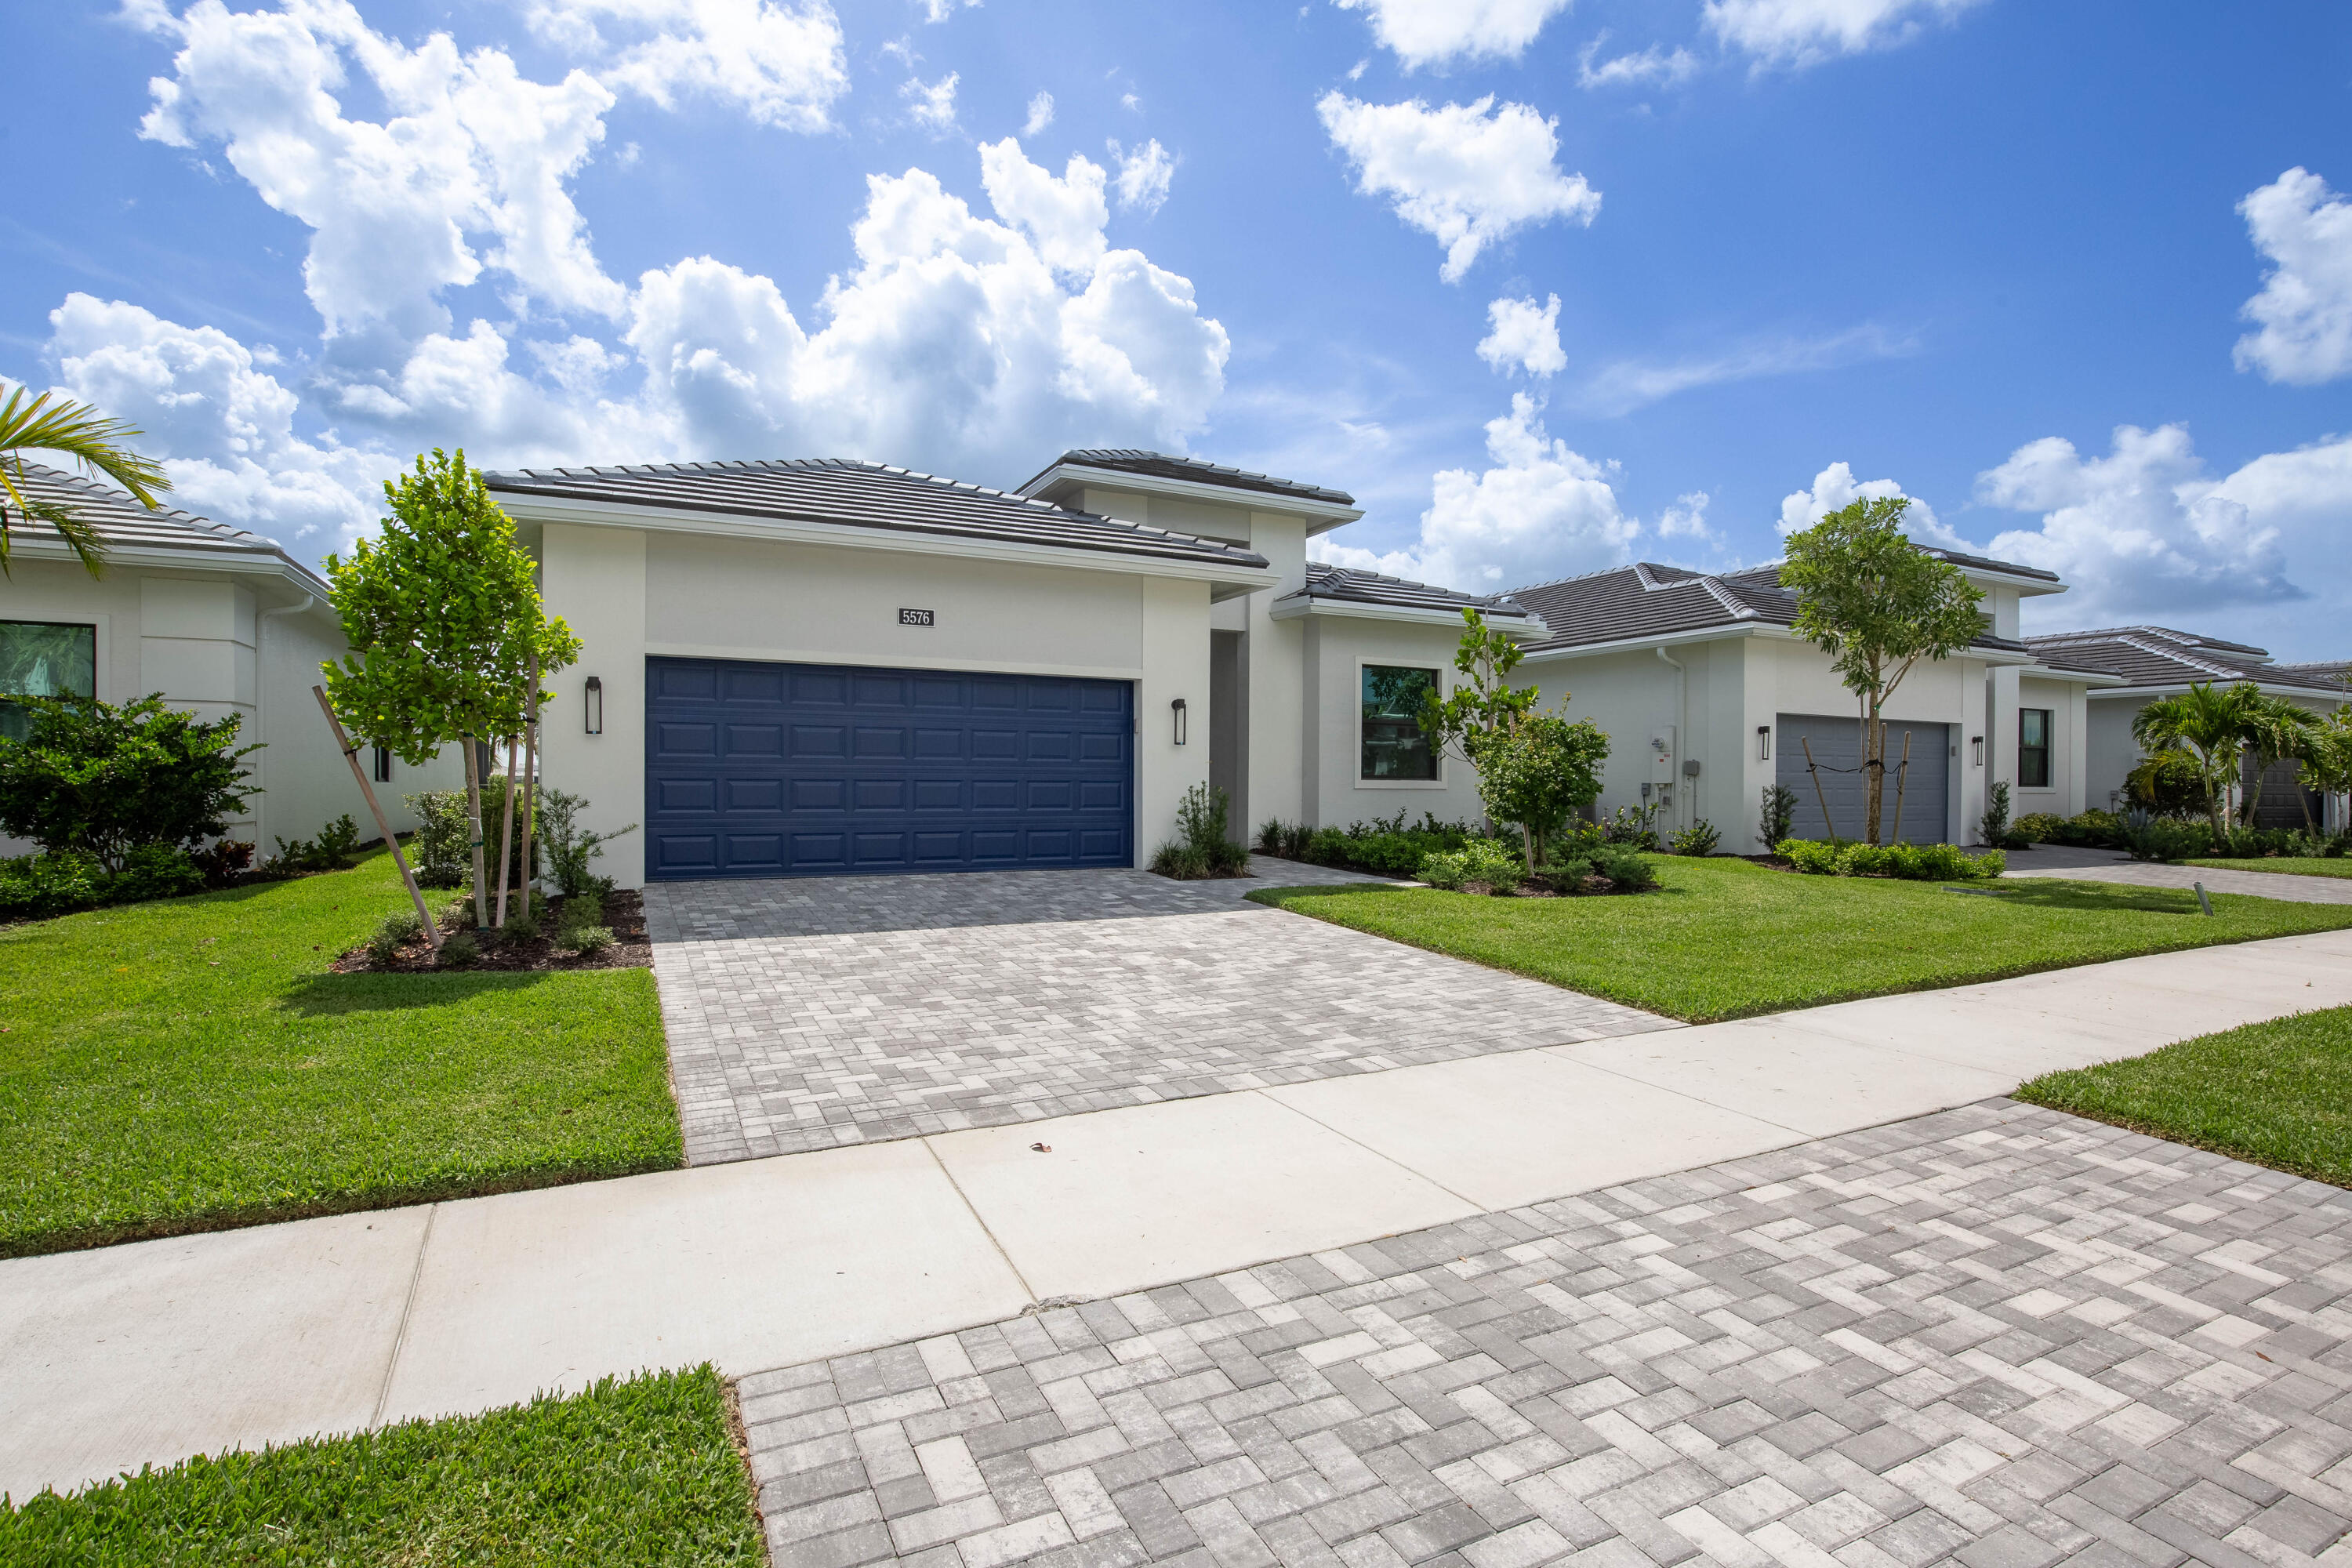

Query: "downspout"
left=1655, top=645, right=1686, bottom=832
left=255, top=593, right=316, bottom=851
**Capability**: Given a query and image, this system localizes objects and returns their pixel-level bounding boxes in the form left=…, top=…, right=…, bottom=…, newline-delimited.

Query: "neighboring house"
left=2021, top=626, right=2351, bottom=828
left=495, top=446, right=2127, bottom=885
left=0, top=463, right=458, bottom=855
left=1501, top=556, right=2114, bottom=851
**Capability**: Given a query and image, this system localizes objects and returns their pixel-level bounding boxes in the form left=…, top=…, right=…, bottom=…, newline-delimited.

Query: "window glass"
left=1361, top=666, right=1438, bottom=781
left=0, top=622, right=96, bottom=742
left=2019, top=707, right=2052, bottom=789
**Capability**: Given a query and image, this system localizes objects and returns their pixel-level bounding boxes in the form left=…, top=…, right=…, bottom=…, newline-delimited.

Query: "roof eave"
left=2, top=535, right=329, bottom=599
left=1018, top=461, right=1366, bottom=532
left=494, top=488, right=1279, bottom=588
left=1269, top=595, right=1547, bottom=637
left=2085, top=678, right=2351, bottom=702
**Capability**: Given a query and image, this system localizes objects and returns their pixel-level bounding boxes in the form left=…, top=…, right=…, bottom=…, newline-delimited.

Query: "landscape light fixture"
left=1756, top=724, right=1771, bottom=761
left=1171, top=696, right=1188, bottom=746
left=1970, top=734, right=1984, bottom=767
left=586, top=675, right=604, bottom=735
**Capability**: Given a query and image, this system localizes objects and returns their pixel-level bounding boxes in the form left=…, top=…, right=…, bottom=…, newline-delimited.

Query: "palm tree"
left=2131, top=681, right=2257, bottom=844
left=2240, top=691, right=2323, bottom=829
left=0, top=387, right=172, bottom=579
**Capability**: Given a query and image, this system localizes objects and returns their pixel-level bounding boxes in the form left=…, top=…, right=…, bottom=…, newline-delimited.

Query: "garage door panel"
left=1775, top=713, right=1952, bottom=845
left=648, top=656, right=1133, bottom=879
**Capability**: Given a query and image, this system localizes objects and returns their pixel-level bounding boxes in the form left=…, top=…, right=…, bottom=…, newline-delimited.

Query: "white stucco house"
left=2021, top=626, right=2349, bottom=829
left=487, top=448, right=2156, bottom=886
left=2, top=462, right=456, bottom=855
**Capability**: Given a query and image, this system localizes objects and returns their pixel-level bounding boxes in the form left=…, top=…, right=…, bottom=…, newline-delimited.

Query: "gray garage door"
left=1776, top=713, right=1952, bottom=844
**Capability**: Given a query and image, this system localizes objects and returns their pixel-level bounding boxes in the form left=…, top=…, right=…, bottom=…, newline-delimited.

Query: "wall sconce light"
left=1171, top=696, right=1188, bottom=746
left=585, top=674, right=604, bottom=735
left=1970, top=734, right=1984, bottom=767
left=1756, top=724, right=1771, bottom=761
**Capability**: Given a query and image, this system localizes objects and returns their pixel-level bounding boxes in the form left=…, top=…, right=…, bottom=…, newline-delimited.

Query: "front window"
left=1361, top=665, right=1438, bottom=781
left=0, top=621, right=96, bottom=742
left=2020, top=707, right=2052, bottom=789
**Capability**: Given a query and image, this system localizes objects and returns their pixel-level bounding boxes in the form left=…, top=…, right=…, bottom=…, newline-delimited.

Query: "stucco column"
left=537, top=523, right=648, bottom=890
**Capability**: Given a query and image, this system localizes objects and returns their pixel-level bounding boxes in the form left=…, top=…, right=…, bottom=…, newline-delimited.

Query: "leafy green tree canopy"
left=2130, top=681, right=2257, bottom=841
left=1780, top=497, right=1984, bottom=844
left=0, top=694, right=258, bottom=871
left=1470, top=713, right=1610, bottom=870
left=323, top=449, right=582, bottom=763
left=1416, top=607, right=1538, bottom=763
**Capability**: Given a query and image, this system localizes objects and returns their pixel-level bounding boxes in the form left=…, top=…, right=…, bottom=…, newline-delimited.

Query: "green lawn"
left=0, top=849, right=680, bottom=1258
left=0, top=1366, right=764, bottom=1565
left=1250, top=855, right=2352, bottom=1022
left=2019, top=1007, right=2352, bottom=1187
left=2187, top=857, right=2352, bottom=879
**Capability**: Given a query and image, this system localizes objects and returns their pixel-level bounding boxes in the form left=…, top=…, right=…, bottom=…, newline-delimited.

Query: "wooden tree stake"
left=313, top=685, right=441, bottom=951
left=1801, top=735, right=1840, bottom=847
left=463, top=737, right=489, bottom=929
left=494, top=731, right=519, bottom=927
left=1889, top=728, right=1913, bottom=844
left=519, top=650, right=540, bottom=906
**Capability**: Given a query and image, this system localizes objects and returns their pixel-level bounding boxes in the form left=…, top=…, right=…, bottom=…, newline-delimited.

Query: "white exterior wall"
left=2013, top=675, right=2086, bottom=818
left=1298, top=616, right=1487, bottom=830
left=2083, top=696, right=2144, bottom=811
left=534, top=521, right=1218, bottom=889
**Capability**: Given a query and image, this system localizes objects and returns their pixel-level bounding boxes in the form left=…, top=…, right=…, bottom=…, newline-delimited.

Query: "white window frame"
left=1354, top=656, right=1447, bottom=791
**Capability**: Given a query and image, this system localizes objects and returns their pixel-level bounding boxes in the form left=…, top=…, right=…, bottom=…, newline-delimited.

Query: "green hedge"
left=1779, top=839, right=2005, bottom=880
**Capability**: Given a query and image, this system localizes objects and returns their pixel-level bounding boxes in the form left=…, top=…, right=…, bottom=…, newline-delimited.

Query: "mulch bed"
left=332, top=890, right=651, bottom=973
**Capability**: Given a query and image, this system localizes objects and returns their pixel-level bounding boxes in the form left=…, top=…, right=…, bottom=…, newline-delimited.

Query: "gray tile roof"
left=1021, top=448, right=1356, bottom=508
left=2022, top=626, right=2352, bottom=695
left=1508, top=560, right=2031, bottom=657
left=481, top=458, right=1271, bottom=571
left=2, top=461, right=324, bottom=586
left=1281, top=561, right=1540, bottom=623
left=1918, top=546, right=2060, bottom=583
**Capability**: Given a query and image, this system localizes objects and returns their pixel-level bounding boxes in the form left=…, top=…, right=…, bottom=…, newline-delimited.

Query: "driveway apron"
left=645, top=858, right=1679, bottom=1164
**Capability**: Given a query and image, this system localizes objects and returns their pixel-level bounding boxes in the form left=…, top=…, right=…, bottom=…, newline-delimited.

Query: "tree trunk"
left=518, top=651, right=540, bottom=906
left=1862, top=703, right=1886, bottom=846
left=462, top=737, right=489, bottom=929
left=494, top=734, right=518, bottom=926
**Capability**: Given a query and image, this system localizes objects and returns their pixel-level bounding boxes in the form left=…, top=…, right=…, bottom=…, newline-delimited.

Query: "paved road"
left=5, top=928, right=2348, bottom=1503
left=647, top=857, right=1671, bottom=1164
left=748, top=1100, right=2352, bottom=1568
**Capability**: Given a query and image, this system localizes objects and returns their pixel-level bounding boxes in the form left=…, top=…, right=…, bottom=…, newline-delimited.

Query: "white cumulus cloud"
left=1704, top=0, right=1981, bottom=67
left=1477, top=294, right=1565, bottom=377
left=1109, top=139, right=1175, bottom=214
left=521, top=0, right=848, bottom=130
left=1330, top=0, right=1573, bottom=70
left=1314, top=394, right=1638, bottom=592
left=978, top=137, right=1109, bottom=275
left=900, top=71, right=959, bottom=132
left=1022, top=89, right=1054, bottom=136
left=1316, top=93, right=1599, bottom=282
left=1777, top=459, right=1958, bottom=544
left=1577, top=38, right=1700, bottom=89
left=2234, top=167, right=2352, bottom=387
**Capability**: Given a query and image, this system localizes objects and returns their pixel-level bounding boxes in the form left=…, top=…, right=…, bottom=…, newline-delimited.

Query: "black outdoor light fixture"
left=585, top=674, right=604, bottom=735
left=1171, top=696, right=1188, bottom=746
left=1971, top=734, right=1984, bottom=767
left=1756, top=724, right=1771, bottom=761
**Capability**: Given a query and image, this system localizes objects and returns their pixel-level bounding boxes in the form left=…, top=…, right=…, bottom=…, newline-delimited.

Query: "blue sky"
left=8, top=0, right=2352, bottom=654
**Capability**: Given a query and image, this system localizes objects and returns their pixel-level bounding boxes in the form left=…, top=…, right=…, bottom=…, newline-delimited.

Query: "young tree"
left=1780, top=498, right=1984, bottom=844
left=2239, top=690, right=2321, bottom=829
left=1419, top=608, right=1609, bottom=869
left=322, top=450, right=582, bottom=927
left=2130, top=681, right=2257, bottom=844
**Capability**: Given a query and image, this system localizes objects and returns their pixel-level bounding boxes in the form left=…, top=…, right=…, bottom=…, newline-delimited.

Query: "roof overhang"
left=3, top=536, right=331, bottom=606
left=1523, top=622, right=2038, bottom=666
left=1018, top=461, right=1365, bottom=534
left=2015, top=664, right=2129, bottom=687
left=2085, top=679, right=2350, bottom=703
left=1955, top=565, right=2068, bottom=597
left=1269, top=595, right=1548, bottom=637
left=498, top=489, right=1281, bottom=598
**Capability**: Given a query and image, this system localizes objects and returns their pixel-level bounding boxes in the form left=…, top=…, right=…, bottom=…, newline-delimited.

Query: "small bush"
left=437, top=931, right=481, bottom=968
left=1599, top=803, right=1661, bottom=849
left=1149, top=840, right=1212, bottom=880
left=268, top=815, right=363, bottom=875
left=0, top=692, right=258, bottom=871
left=2120, top=811, right=2209, bottom=862
left=406, top=789, right=473, bottom=888
left=539, top=786, right=637, bottom=897
left=0, top=850, right=110, bottom=919
left=1173, top=783, right=1247, bottom=876
left=367, top=909, right=426, bottom=964
left=1759, top=785, right=1796, bottom=853
left=557, top=889, right=607, bottom=934
left=1589, top=845, right=1658, bottom=889
left=1978, top=780, right=2031, bottom=848
left=1777, top=838, right=2001, bottom=880
left=2126, top=749, right=2205, bottom=815
left=113, top=844, right=206, bottom=902
left=2013, top=811, right=2068, bottom=844
left=2057, top=809, right=2124, bottom=848
left=558, top=924, right=615, bottom=956
left=1667, top=820, right=1719, bottom=857
left=1417, top=840, right=1524, bottom=894
left=1780, top=838, right=1840, bottom=874
left=190, top=838, right=254, bottom=885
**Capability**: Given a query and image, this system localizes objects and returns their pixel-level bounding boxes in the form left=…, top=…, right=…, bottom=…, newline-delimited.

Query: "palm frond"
left=0, top=387, right=174, bottom=579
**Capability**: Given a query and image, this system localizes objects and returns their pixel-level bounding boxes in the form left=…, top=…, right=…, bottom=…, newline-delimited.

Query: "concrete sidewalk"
left=6, top=929, right=2350, bottom=1501
left=2005, top=854, right=2352, bottom=903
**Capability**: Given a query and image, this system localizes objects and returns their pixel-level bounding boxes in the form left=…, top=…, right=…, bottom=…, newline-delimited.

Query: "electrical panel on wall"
left=1648, top=727, right=1676, bottom=785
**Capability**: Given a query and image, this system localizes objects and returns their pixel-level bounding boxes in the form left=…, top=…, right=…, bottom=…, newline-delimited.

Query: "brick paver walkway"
left=2005, top=858, right=2352, bottom=906
left=647, top=859, right=1673, bottom=1163
left=742, top=1101, right=2352, bottom=1568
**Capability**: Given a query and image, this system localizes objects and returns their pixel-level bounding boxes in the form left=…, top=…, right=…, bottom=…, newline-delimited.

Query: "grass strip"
left=0, top=850, right=681, bottom=1258
left=0, top=1365, right=765, bottom=1566
left=2018, top=1006, right=2352, bottom=1188
left=1249, top=855, right=2352, bottom=1022
left=2186, top=857, right=2352, bottom=880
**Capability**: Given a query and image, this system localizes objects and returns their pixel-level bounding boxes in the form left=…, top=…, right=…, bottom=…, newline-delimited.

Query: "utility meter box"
left=1648, top=726, right=1677, bottom=786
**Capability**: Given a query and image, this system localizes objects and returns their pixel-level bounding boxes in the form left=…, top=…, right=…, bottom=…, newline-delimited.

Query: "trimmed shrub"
left=2013, top=812, right=2068, bottom=844
left=436, top=931, right=480, bottom=968
left=557, top=923, right=615, bottom=956
left=367, top=909, right=426, bottom=964
left=0, top=851, right=110, bottom=919
left=1148, top=841, right=1212, bottom=880
left=1417, top=840, right=1525, bottom=893
left=2120, top=811, right=2209, bottom=862
left=1759, top=785, right=1797, bottom=853
left=0, top=693, right=259, bottom=872
left=1780, top=838, right=1841, bottom=874
left=1777, top=838, right=2002, bottom=880
left=1667, top=820, right=1719, bottom=857
left=113, top=844, right=206, bottom=902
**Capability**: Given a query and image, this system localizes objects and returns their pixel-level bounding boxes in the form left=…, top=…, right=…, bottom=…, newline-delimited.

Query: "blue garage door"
left=644, top=657, right=1134, bottom=880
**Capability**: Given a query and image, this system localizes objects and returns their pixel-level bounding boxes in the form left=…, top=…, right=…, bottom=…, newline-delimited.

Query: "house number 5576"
left=898, top=608, right=935, bottom=626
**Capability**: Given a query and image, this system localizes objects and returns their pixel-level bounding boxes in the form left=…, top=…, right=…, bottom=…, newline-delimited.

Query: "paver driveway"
left=743, top=1099, right=2352, bottom=1568
left=646, top=858, right=1675, bottom=1164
